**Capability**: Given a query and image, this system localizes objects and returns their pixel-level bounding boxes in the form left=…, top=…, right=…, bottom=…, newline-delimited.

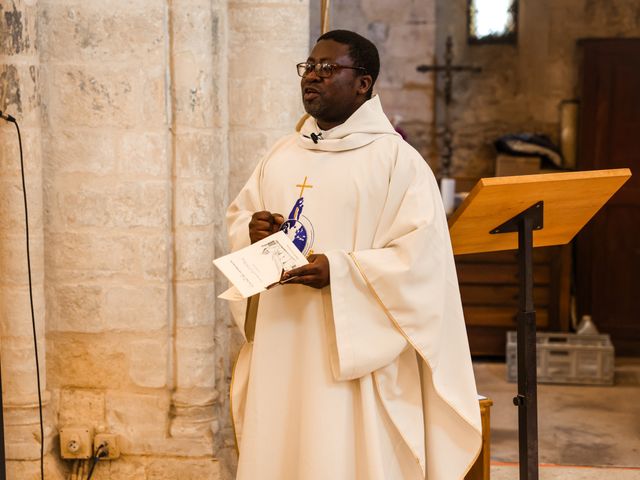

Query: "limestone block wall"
left=437, top=0, right=640, bottom=178
left=0, top=0, right=309, bottom=478
left=311, top=0, right=438, bottom=168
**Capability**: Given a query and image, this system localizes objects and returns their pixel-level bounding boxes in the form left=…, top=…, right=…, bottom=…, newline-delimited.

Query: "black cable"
left=2, top=114, right=45, bottom=480
left=86, top=444, right=108, bottom=480
left=86, top=456, right=98, bottom=479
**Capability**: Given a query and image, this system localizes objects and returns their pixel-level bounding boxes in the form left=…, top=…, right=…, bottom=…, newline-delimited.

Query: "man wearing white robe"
left=226, top=30, right=482, bottom=480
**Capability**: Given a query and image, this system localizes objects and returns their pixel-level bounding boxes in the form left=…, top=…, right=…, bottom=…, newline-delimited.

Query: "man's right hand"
left=249, top=211, right=284, bottom=244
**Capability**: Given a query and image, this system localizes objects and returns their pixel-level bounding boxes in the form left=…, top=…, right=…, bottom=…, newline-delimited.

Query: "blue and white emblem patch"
left=280, top=177, right=315, bottom=256
left=280, top=198, right=315, bottom=256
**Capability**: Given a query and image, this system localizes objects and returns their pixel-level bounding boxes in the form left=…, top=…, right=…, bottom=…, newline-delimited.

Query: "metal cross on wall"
left=416, top=36, right=482, bottom=178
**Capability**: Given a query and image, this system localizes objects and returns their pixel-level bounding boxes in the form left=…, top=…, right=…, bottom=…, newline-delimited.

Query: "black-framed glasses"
left=296, top=62, right=367, bottom=78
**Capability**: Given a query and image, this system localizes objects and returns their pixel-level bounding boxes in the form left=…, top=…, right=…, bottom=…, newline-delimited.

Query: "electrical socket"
left=59, top=426, right=94, bottom=459
left=93, top=433, right=120, bottom=459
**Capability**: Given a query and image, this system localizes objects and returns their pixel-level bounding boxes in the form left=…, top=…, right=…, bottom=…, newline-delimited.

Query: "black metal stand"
left=490, top=201, right=544, bottom=480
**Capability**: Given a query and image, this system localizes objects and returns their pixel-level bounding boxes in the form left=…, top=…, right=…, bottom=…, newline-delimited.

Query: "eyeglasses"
left=296, top=62, right=367, bottom=78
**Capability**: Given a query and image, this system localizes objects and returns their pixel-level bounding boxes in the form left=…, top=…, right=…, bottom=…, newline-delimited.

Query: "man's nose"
left=303, top=68, right=322, bottom=82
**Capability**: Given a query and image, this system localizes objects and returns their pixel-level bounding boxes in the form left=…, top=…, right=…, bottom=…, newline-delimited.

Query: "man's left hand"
left=282, top=254, right=330, bottom=289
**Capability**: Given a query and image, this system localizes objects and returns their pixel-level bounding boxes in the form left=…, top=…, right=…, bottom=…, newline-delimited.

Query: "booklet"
left=213, top=231, right=309, bottom=298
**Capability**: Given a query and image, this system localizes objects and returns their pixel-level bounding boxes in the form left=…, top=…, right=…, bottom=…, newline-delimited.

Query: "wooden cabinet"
left=455, top=245, right=571, bottom=357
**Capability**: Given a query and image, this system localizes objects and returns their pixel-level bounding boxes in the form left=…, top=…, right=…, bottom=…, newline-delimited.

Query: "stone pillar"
left=168, top=0, right=220, bottom=444
left=0, top=0, right=55, bottom=477
left=38, top=0, right=186, bottom=476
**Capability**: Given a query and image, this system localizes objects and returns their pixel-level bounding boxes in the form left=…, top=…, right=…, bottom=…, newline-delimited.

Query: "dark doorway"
left=576, top=39, right=640, bottom=356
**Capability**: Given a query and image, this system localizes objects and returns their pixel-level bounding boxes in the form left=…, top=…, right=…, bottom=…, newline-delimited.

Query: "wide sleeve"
left=224, top=152, right=272, bottom=336
left=327, top=146, right=482, bottom=479
left=323, top=148, right=438, bottom=381
left=227, top=135, right=296, bottom=250
left=226, top=165, right=265, bottom=253
left=225, top=136, right=298, bottom=335
left=321, top=250, right=409, bottom=381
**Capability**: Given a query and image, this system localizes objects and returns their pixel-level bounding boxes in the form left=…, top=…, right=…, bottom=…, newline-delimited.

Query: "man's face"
left=301, top=40, right=369, bottom=130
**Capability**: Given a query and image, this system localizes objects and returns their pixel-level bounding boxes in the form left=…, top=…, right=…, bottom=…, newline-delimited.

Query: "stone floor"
left=491, top=463, right=640, bottom=480
left=473, top=358, right=640, bottom=479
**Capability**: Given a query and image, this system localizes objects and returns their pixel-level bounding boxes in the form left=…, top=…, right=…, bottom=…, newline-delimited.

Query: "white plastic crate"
left=506, top=331, right=615, bottom=385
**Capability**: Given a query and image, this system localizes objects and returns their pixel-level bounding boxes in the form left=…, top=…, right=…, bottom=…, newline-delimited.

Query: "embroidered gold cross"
left=296, top=176, right=313, bottom=198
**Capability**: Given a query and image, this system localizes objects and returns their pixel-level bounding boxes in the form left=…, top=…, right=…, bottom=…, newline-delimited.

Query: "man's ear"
left=357, top=74, right=373, bottom=96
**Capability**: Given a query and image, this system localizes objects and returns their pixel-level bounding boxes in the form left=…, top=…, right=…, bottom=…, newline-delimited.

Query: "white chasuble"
left=226, top=96, right=482, bottom=480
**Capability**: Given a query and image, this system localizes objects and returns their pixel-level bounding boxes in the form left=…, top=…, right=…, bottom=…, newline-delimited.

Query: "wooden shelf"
left=455, top=245, right=571, bottom=356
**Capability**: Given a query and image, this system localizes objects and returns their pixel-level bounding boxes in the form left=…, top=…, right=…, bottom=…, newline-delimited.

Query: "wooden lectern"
left=448, top=169, right=632, bottom=480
